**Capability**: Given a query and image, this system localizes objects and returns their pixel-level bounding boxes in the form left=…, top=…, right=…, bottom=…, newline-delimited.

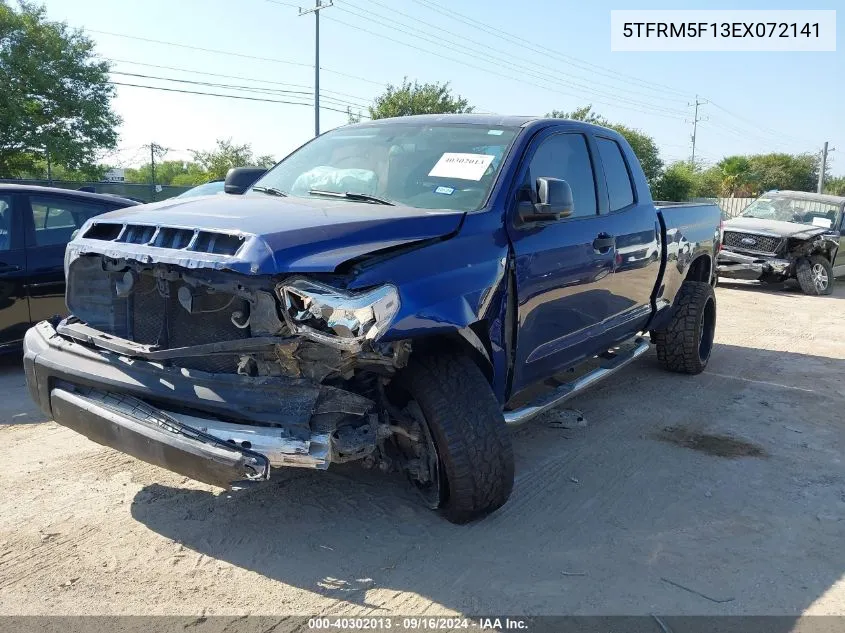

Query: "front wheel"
left=796, top=255, right=833, bottom=296
left=392, top=353, right=514, bottom=524
left=650, top=280, right=717, bottom=375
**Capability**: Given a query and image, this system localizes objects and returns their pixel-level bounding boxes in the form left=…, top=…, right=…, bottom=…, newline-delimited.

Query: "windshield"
left=741, top=194, right=841, bottom=229
left=249, top=123, right=520, bottom=212
left=178, top=181, right=225, bottom=198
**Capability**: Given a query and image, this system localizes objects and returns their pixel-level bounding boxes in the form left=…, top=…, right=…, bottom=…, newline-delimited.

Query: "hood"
left=73, top=194, right=465, bottom=274
left=724, top=216, right=831, bottom=240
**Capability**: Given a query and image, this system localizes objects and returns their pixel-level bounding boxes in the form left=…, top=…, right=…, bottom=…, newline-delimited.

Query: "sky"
left=39, top=0, right=844, bottom=175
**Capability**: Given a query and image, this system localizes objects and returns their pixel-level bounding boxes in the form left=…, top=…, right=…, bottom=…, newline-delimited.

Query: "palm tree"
left=717, top=156, right=753, bottom=197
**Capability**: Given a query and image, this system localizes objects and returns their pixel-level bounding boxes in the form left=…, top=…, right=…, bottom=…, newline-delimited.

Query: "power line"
left=345, top=0, right=690, bottom=107
left=407, top=0, right=816, bottom=147
left=409, top=0, right=691, bottom=99
left=316, top=13, right=687, bottom=120
left=108, top=81, right=365, bottom=116
left=90, top=28, right=386, bottom=87
left=706, top=100, right=814, bottom=146
left=108, top=58, right=372, bottom=105
left=108, top=71, right=364, bottom=110
left=325, top=2, right=689, bottom=118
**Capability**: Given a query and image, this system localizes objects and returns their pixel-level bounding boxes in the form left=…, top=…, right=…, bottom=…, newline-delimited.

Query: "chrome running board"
left=504, top=337, right=650, bottom=427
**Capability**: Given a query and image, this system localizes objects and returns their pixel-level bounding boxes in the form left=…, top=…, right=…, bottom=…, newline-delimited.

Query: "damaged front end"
left=24, top=249, right=426, bottom=488
left=717, top=228, right=838, bottom=282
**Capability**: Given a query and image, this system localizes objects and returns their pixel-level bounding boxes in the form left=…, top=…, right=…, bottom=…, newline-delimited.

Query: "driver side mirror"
left=518, top=177, right=574, bottom=222
left=224, top=167, right=268, bottom=195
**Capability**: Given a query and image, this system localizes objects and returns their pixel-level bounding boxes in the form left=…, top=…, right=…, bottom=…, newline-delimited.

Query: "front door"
left=0, top=193, right=30, bottom=348
left=507, top=130, right=620, bottom=394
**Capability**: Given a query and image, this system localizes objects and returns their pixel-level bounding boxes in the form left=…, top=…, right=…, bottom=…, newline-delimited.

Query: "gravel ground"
left=0, top=280, right=843, bottom=617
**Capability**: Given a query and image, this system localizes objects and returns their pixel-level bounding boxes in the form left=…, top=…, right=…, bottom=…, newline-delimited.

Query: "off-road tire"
left=395, top=353, right=514, bottom=524
left=650, top=281, right=716, bottom=375
left=796, top=255, right=833, bottom=296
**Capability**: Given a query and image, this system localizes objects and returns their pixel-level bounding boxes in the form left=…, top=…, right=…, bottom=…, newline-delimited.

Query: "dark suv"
left=0, top=184, right=138, bottom=351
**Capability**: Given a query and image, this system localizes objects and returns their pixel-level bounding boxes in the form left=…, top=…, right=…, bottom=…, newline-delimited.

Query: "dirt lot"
left=0, top=281, right=843, bottom=617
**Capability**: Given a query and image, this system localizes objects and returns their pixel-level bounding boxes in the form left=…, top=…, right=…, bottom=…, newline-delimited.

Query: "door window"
left=0, top=196, right=12, bottom=251
left=526, top=133, right=597, bottom=219
left=29, top=196, right=113, bottom=247
left=596, top=137, right=635, bottom=211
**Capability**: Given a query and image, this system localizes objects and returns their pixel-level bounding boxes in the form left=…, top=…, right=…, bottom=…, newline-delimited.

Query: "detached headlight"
left=278, top=278, right=400, bottom=350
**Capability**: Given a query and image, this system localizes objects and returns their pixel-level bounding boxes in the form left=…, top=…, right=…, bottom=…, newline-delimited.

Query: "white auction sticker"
left=428, top=153, right=495, bottom=181
left=611, top=10, right=836, bottom=52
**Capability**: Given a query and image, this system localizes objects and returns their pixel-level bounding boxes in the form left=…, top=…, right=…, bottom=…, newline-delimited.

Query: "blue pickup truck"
left=23, top=115, right=721, bottom=523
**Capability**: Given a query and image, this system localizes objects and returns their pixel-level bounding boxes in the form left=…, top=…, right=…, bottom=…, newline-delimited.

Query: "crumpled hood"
left=72, top=194, right=465, bottom=274
left=724, top=216, right=831, bottom=240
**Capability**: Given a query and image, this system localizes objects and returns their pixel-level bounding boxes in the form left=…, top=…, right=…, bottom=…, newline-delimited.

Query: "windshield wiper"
left=308, top=189, right=395, bottom=206
left=252, top=186, right=288, bottom=197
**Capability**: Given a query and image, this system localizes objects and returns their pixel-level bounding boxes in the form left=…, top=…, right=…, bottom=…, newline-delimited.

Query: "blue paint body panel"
left=67, top=115, right=721, bottom=405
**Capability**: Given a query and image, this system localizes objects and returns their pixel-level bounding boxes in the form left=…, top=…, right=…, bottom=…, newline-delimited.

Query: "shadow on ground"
left=130, top=342, right=845, bottom=618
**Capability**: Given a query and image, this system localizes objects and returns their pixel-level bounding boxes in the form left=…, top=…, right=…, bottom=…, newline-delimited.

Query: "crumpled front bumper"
left=716, top=249, right=792, bottom=280
left=23, top=321, right=333, bottom=488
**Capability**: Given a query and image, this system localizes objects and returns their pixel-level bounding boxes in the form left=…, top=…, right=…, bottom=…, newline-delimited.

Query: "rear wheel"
left=796, top=255, right=833, bottom=296
left=650, top=281, right=717, bottom=375
left=392, top=353, right=514, bottom=523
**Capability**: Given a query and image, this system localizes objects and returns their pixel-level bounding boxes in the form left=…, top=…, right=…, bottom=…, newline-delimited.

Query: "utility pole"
left=688, top=95, right=708, bottom=167
left=150, top=143, right=157, bottom=202
left=145, top=142, right=166, bottom=202
left=298, top=0, right=333, bottom=137
left=817, top=141, right=830, bottom=193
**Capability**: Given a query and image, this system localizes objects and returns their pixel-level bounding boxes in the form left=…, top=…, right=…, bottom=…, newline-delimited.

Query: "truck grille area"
left=67, top=257, right=249, bottom=373
left=722, top=231, right=782, bottom=255
left=83, top=222, right=245, bottom=256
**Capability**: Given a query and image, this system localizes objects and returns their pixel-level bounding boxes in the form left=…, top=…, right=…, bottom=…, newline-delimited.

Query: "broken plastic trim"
left=277, top=278, right=400, bottom=351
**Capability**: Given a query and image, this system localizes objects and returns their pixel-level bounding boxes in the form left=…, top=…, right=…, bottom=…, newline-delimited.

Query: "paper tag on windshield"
left=428, top=153, right=495, bottom=181
left=812, top=217, right=832, bottom=228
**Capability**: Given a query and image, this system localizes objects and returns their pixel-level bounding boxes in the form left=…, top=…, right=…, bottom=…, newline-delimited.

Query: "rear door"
left=507, top=128, right=620, bottom=393
left=0, top=193, right=30, bottom=348
left=23, top=194, right=121, bottom=323
left=592, top=135, right=661, bottom=333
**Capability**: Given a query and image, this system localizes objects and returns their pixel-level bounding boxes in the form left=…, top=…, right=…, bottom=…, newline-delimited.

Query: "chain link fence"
left=0, top=178, right=192, bottom=203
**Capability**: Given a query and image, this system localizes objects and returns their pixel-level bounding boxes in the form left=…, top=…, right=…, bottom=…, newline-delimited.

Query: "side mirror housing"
left=224, top=167, right=268, bottom=195
left=518, top=177, right=574, bottom=222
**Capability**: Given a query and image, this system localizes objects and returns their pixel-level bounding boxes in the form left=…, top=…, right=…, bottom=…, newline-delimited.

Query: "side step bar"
left=504, top=337, right=650, bottom=427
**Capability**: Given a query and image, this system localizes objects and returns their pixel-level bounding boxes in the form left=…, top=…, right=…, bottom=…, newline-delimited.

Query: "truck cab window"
left=527, top=134, right=597, bottom=218
left=596, top=137, right=635, bottom=211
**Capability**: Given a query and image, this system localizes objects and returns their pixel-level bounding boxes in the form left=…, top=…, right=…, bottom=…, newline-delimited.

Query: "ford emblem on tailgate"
left=741, top=237, right=757, bottom=246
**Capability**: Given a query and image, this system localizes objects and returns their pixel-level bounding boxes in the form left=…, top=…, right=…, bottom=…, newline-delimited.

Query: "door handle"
left=0, top=264, right=21, bottom=274
left=592, top=234, right=615, bottom=252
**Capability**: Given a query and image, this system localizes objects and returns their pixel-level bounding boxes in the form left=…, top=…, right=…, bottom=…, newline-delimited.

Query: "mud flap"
left=50, top=388, right=270, bottom=488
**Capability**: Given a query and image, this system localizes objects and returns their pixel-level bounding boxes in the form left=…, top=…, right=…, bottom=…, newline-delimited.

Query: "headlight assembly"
left=278, top=278, right=400, bottom=350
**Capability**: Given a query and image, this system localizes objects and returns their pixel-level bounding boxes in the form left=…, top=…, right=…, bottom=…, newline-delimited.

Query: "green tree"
left=190, top=138, right=274, bottom=180
left=653, top=161, right=699, bottom=202
left=746, top=153, right=818, bottom=193
left=824, top=176, right=845, bottom=196
left=717, top=155, right=754, bottom=197
left=0, top=1, right=119, bottom=177
left=365, top=78, right=473, bottom=120
left=696, top=166, right=723, bottom=198
left=546, top=105, right=663, bottom=185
